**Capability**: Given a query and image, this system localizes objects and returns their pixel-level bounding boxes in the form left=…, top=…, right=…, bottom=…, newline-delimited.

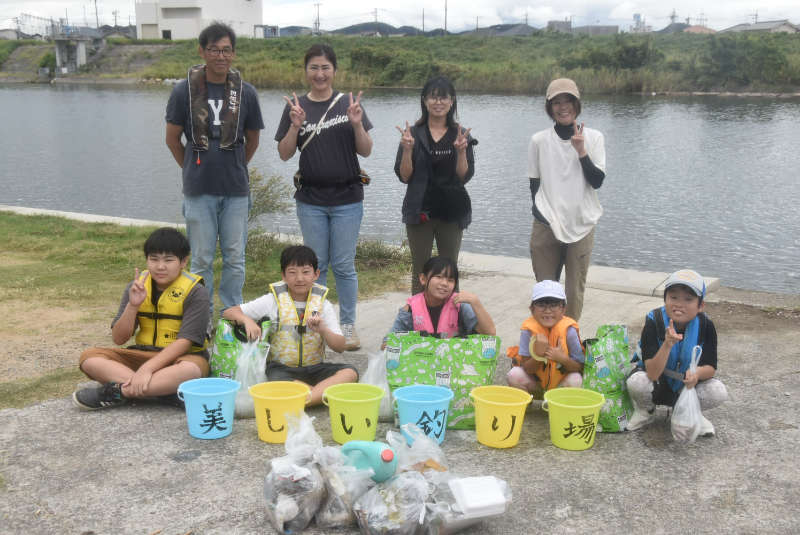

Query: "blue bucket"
left=177, top=378, right=241, bottom=439
left=393, top=385, right=454, bottom=445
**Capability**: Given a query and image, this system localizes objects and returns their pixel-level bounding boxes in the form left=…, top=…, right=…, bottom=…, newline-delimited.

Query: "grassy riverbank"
left=64, top=33, right=800, bottom=93
left=0, top=212, right=410, bottom=408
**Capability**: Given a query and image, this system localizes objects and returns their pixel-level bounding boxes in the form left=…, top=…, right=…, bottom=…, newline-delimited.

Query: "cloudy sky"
left=3, top=0, right=799, bottom=33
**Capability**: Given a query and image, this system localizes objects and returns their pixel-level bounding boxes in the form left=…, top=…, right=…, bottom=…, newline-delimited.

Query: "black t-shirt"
left=274, top=91, right=373, bottom=206
left=165, top=79, right=265, bottom=197
left=422, top=126, right=466, bottom=221
left=640, top=310, right=718, bottom=406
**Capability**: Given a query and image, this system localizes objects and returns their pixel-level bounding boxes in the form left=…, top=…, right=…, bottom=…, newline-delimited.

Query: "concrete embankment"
left=1, top=205, right=799, bottom=534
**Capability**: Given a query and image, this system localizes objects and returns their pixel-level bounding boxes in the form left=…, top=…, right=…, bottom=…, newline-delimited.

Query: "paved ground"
left=1, top=207, right=799, bottom=534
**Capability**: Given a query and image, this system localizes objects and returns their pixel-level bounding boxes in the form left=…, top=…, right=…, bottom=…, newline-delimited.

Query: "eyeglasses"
left=206, top=47, right=234, bottom=57
left=533, top=299, right=565, bottom=310
left=426, top=95, right=452, bottom=103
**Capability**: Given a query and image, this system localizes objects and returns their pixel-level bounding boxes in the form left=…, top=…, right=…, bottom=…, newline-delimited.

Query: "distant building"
left=547, top=19, right=572, bottom=33
left=135, top=0, right=263, bottom=40
left=720, top=20, right=800, bottom=33
left=573, top=25, right=618, bottom=36
left=630, top=14, right=652, bottom=33
left=0, top=28, right=20, bottom=40
left=253, top=24, right=279, bottom=38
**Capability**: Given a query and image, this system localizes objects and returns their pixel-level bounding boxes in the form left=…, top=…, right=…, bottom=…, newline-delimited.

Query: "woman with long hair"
left=394, top=76, right=476, bottom=294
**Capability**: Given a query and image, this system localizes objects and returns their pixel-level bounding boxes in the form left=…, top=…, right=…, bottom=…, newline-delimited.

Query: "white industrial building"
left=135, top=0, right=263, bottom=40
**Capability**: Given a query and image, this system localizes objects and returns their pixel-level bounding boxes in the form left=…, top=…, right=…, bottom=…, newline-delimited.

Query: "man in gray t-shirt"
left=165, top=22, right=264, bottom=326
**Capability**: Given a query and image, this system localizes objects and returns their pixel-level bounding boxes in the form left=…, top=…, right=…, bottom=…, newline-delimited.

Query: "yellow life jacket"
left=135, top=270, right=207, bottom=353
left=520, top=316, right=582, bottom=391
left=269, top=281, right=329, bottom=367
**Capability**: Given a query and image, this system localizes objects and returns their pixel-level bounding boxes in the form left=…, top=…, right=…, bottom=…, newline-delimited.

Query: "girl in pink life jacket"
left=387, top=256, right=495, bottom=339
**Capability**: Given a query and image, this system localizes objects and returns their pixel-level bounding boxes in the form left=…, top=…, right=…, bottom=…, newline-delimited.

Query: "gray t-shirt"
left=274, top=91, right=372, bottom=206
left=166, top=79, right=264, bottom=197
left=113, top=280, right=210, bottom=358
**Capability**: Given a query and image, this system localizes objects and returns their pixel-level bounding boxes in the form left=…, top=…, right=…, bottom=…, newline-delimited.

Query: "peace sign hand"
left=453, top=123, right=472, bottom=153
left=129, top=267, right=146, bottom=308
left=282, top=92, right=306, bottom=129
left=347, top=91, right=364, bottom=126
left=395, top=121, right=414, bottom=151
left=570, top=122, right=587, bottom=157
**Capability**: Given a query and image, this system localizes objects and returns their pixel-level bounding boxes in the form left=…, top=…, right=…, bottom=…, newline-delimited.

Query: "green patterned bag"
left=384, top=332, right=500, bottom=429
left=582, top=324, right=635, bottom=432
left=210, top=318, right=271, bottom=379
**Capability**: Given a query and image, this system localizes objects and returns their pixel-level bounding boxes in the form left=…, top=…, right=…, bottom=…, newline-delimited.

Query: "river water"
left=1, top=84, right=799, bottom=294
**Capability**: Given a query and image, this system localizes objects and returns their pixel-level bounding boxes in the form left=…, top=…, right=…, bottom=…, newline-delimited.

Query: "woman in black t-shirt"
left=394, top=76, right=476, bottom=294
left=275, top=44, right=373, bottom=350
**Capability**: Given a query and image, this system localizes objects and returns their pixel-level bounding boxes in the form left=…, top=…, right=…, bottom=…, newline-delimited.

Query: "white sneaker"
left=627, top=407, right=655, bottom=431
left=699, top=415, right=715, bottom=437
left=341, top=324, right=361, bottom=351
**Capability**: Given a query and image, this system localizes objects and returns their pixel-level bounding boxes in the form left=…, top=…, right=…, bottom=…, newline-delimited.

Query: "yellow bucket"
left=249, top=381, right=310, bottom=443
left=542, top=387, right=605, bottom=451
left=322, top=383, right=384, bottom=444
left=470, top=385, right=533, bottom=449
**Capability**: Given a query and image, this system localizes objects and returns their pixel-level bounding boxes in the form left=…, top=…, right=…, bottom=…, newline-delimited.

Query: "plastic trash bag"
left=386, top=424, right=449, bottom=473
left=423, top=472, right=512, bottom=535
left=314, top=446, right=376, bottom=529
left=233, top=340, right=269, bottom=419
left=264, top=413, right=325, bottom=534
left=671, top=346, right=703, bottom=444
left=353, top=471, right=432, bottom=535
left=363, top=351, right=393, bottom=421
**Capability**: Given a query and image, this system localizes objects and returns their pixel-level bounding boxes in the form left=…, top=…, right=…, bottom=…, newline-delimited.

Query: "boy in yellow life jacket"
left=506, top=280, right=585, bottom=394
left=73, top=228, right=210, bottom=410
left=223, top=245, right=355, bottom=405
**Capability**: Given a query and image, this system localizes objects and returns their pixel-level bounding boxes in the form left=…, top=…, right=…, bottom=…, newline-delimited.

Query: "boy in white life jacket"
left=223, top=245, right=354, bottom=405
left=73, top=228, right=210, bottom=410
left=506, top=280, right=585, bottom=394
left=627, top=269, right=728, bottom=435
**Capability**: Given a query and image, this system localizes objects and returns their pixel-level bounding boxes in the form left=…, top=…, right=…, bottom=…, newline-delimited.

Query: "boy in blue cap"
left=627, top=269, right=728, bottom=435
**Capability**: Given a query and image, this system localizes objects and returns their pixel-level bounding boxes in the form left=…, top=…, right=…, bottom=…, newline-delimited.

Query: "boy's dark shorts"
left=266, top=361, right=359, bottom=386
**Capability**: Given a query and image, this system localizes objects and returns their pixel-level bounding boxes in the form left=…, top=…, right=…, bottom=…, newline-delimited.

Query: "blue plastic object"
left=177, top=378, right=240, bottom=439
left=393, top=385, right=454, bottom=445
left=341, top=440, right=398, bottom=483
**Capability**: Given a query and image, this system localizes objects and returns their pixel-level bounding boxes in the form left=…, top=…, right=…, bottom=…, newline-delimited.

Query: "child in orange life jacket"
left=223, top=245, right=357, bottom=406
left=506, top=280, right=584, bottom=393
left=387, top=256, right=495, bottom=338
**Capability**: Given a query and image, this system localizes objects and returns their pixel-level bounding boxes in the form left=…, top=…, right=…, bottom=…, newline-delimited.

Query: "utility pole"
left=750, top=11, right=758, bottom=24
left=669, top=9, right=677, bottom=24
left=94, top=0, right=99, bottom=28
left=113, top=9, right=119, bottom=27
left=525, top=11, right=528, bottom=26
left=475, top=17, right=479, bottom=31
left=422, top=8, right=425, bottom=32
left=444, top=0, right=447, bottom=32
left=313, top=3, right=321, bottom=35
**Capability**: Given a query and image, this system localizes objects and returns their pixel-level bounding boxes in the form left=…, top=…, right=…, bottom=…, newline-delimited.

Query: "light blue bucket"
left=393, top=385, right=454, bottom=445
left=177, top=378, right=241, bottom=439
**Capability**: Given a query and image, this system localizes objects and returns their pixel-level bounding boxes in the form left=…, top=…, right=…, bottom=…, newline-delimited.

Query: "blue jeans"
left=183, top=194, right=250, bottom=319
left=296, top=200, right=362, bottom=325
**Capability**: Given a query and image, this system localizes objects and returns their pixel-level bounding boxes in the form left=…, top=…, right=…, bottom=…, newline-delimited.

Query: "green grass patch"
left=0, top=367, right=85, bottom=410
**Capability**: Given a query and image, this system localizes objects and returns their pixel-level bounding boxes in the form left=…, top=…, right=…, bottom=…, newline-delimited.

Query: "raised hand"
left=395, top=120, right=414, bottom=151
left=306, top=310, right=322, bottom=333
left=347, top=91, right=364, bottom=126
left=666, top=319, right=684, bottom=347
left=282, top=91, right=306, bottom=129
left=129, top=267, right=146, bottom=308
left=453, top=123, right=471, bottom=153
left=570, top=122, right=586, bottom=156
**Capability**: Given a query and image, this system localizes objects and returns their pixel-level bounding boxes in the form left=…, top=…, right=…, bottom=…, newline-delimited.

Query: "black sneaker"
left=72, top=382, right=127, bottom=410
left=157, top=393, right=185, bottom=409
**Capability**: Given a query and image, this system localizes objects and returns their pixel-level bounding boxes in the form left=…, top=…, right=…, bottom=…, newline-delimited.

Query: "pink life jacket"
left=406, top=292, right=461, bottom=338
